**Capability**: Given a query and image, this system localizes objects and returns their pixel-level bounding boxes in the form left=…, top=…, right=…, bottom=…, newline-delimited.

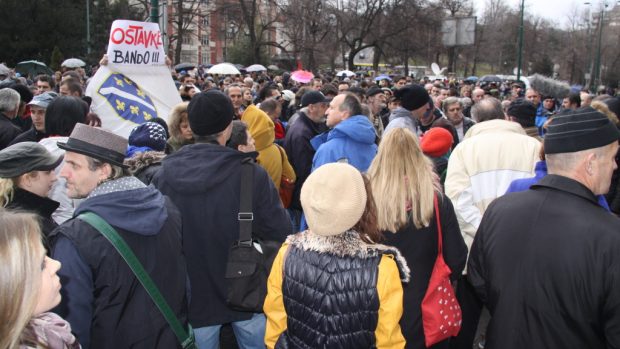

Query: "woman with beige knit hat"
left=264, top=162, right=409, bottom=348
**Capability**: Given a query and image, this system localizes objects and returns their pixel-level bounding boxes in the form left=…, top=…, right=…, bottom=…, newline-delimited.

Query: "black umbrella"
left=174, top=62, right=195, bottom=72
left=15, top=60, right=53, bottom=78
left=480, top=75, right=502, bottom=83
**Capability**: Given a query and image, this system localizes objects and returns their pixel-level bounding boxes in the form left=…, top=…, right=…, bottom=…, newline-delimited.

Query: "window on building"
left=201, top=35, right=209, bottom=45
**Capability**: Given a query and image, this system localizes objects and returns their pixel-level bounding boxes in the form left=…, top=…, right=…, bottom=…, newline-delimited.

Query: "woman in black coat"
left=0, top=142, right=62, bottom=241
left=368, top=128, right=468, bottom=349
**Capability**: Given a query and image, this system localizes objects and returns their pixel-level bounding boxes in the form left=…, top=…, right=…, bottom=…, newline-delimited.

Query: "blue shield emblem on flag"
left=98, top=73, right=158, bottom=123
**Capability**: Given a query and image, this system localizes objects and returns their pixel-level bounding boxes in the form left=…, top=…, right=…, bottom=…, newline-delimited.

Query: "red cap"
left=420, top=127, right=453, bottom=157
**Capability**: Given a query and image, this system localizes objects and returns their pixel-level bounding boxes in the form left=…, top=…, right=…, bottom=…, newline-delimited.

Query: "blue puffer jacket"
left=310, top=115, right=377, bottom=172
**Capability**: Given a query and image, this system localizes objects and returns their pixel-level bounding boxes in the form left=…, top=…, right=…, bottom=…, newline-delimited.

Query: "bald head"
left=471, top=97, right=504, bottom=122
left=472, top=88, right=485, bottom=103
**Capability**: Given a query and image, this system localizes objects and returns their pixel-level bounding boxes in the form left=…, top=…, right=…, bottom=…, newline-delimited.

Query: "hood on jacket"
left=124, top=151, right=166, bottom=176
left=159, top=143, right=257, bottom=194
left=464, top=119, right=526, bottom=140
left=388, top=107, right=412, bottom=122
left=311, top=115, right=375, bottom=151
left=75, top=177, right=168, bottom=236
left=241, top=104, right=275, bottom=151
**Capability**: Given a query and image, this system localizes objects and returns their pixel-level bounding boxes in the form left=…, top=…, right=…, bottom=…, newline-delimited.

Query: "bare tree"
left=331, top=0, right=393, bottom=69
left=277, top=0, right=336, bottom=70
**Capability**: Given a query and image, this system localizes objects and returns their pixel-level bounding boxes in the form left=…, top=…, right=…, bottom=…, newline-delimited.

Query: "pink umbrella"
left=291, top=70, right=314, bottom=83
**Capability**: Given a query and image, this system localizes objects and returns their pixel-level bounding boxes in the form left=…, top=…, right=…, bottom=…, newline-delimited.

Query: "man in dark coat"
left=468, top=107, right=620, bottom=349
left=49, top=124, right=188, bottom=349
left=0, top=88, right=22, bottom=150
left=9, top=91, right=56, bottom=145
left=283, top=91, right=328, bottom=231
left=152, top=90, right=292, bottom=348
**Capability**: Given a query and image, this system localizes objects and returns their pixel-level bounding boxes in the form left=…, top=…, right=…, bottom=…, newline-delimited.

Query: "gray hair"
left=546, top=145, right=608, bottom=174
left=224, top=84, right=241, bottom=97
left=339, top=93, right=363, bottom=116
left=442, top=97, right=462, bottom=113
left=0, top=89, right=20, bottom=113
left=471, top=97, right=504, bottom=122
left=460, top=97, right=472, bottom=108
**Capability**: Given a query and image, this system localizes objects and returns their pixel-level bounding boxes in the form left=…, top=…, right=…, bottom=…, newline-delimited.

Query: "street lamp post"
left=86, top=0, right=91, bottom=55
left=584, top=2, right=593, bottom=88
left=516, top=0, right=525, bottom=81
left=150, top=0, right=159, bottom=23
left=594, top=4, right=606, bottom=90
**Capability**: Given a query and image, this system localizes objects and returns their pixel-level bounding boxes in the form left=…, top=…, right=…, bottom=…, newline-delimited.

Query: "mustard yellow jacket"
left=242, top=105, right=296, bottom=189
left=264, top=241, right=407, bottom=348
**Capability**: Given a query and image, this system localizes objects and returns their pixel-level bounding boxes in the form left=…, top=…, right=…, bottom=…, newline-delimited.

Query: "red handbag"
left=421, top=194, right=462, bottom=347
left=276, top=145, right=294, bottom=208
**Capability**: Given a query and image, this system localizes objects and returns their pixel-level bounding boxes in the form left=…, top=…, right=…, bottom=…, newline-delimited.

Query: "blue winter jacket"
left=310, top=115, right=377, bottom=172
left=506, top=160, right=610, bottom=211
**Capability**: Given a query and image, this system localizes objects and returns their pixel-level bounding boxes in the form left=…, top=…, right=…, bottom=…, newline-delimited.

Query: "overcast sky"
left=475, top=0, right=620, bottom=29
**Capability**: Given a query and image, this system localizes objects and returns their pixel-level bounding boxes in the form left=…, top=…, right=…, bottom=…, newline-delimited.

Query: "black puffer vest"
left=276, top=231, right=409, bottom=349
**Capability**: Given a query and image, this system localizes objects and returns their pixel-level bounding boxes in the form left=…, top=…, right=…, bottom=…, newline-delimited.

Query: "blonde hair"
left=368, top=128, right=440, bottom=232
left=0, top=210, right=45, bottom=349
left=167, top=101, right=190, bottom=141
left=0, top=173, right=42, bottom=207
left=0, top=178, right=15, bottom=207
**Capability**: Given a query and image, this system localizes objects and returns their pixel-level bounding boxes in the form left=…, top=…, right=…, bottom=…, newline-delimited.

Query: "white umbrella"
left=246, top=64, right=267, bottom=72
left=336, top=70, right=355, bottom=78
left=207, top=63, right=241, bottom=75
left=267, top=64, right=280, bottom=71
left=62, top=58, right=86, bottom=68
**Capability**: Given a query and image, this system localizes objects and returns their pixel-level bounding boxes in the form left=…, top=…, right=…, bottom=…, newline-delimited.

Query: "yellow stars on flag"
left=116, top=100, right=126, bottom=111
left=130, top=105, right=139, bottom=115
left=114, top=77, right=124, bottom=87
left=137, top=89, right=146, bottom=98
left=143, top=111, right=153, bottom=120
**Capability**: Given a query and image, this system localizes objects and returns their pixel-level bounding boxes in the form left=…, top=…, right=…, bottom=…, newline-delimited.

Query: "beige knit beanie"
left=301, top=163, right=367, bottom=236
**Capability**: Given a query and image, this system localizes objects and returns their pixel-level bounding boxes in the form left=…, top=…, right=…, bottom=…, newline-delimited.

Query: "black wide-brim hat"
left=57, top=123, right=129, bottom=168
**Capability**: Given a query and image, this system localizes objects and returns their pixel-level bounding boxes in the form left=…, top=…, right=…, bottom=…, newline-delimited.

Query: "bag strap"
left=433, top=194, right=443, bottom=254
left=276, top=144, right=285, bottom=164
left=77, top=212, right=195, bottom=349
left=238, top=158, right=254, bottom=244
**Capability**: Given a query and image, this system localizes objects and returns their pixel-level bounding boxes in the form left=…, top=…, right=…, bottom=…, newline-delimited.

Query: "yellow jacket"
left=264, top=242, right=406, bottom=348
left=242, top=105, right=296, bottom=189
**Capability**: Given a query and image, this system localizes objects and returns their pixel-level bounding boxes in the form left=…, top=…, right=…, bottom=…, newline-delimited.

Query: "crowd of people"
left=1, top=61, right=620, bottom=349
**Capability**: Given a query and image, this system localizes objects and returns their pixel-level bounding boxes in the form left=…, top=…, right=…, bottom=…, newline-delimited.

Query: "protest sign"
left=107, top=20, right=165, bottom=66
left=87, top=20, right=181, bottom=138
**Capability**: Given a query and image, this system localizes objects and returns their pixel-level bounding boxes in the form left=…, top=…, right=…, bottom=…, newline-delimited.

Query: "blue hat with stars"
left=127, top=122, right=167, bottom=157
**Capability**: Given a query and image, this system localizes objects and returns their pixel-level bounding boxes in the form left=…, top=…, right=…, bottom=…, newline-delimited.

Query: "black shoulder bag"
left=224, top=158, right=281, bottom=313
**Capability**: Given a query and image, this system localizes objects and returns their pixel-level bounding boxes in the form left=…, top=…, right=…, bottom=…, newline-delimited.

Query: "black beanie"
left=9, top=83, right=34, bottom=104
left=507, top=98, right=536, bottom=121
left=394, top=84, right=431, bottom=111
left=188, top=90, right=234, bottom=136
left=544, top=107, right=620, bottom=154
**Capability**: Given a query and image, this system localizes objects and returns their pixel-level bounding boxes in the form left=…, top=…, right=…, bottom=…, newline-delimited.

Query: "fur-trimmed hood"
left=287, top=230, right=411, bottom=282
left=124, top=151, right=166, bottom=176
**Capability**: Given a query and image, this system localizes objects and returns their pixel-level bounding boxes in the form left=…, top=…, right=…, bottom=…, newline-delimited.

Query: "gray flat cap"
left=0, top=142, right=63, bottom=177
